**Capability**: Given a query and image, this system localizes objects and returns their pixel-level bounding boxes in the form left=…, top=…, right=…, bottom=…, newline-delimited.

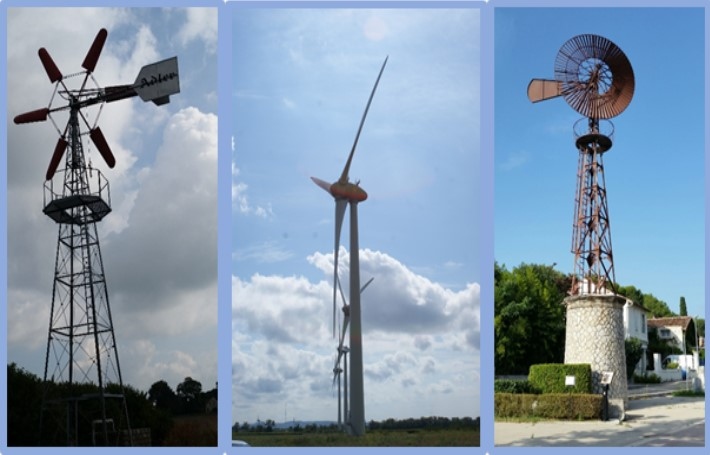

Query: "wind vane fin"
left=527, top=79, right=562, bottom=103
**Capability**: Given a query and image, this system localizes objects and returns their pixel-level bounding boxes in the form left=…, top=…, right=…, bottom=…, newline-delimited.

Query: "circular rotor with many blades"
left=554, top=34, right=634, bottom=119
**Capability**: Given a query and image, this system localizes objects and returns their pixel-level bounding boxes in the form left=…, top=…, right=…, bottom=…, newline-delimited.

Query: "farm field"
left=233, top=428, right=480, bottom=447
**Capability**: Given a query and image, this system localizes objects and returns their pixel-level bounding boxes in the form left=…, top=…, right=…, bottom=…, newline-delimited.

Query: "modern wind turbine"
left=311, top=56, right=387, bottom=436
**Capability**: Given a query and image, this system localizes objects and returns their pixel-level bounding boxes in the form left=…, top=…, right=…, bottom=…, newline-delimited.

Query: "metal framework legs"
left=39, top=107, right=131, bottom=446
left=570, top=119, right=616, bottom=295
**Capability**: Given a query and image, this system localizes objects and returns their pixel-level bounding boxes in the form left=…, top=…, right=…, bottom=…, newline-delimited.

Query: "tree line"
left=233, top=416, right=480, bottom=433
left=6, top=362, right=214, bottom=446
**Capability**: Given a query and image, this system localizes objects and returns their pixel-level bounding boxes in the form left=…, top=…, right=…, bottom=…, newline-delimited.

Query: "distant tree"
left=6, top=363, right=42, bottom=446
left=625, top=338, right=645, bottom=380
left=679, top=296, right=688, bottom=316
left=697, top=318, right=705, bottom=339
left=616, top=284, right=645, bottom=306
left=495, top=262, right=569, bottom=375
left=148, top=380, right=178, bottom=413
left=642, top=293, right=675, bottom=318
left=176, top=377, right=203, bottom=414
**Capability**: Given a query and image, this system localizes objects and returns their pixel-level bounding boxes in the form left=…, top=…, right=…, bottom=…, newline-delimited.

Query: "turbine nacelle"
left=312, top=177, right=368, bottom=202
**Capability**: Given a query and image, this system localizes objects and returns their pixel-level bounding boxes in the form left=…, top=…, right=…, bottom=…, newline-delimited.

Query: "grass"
left=671, top=389, right=705, bottom=397
left=164, top=414, right=217, bottom=446
left=233, top=428, right=479, bottom=447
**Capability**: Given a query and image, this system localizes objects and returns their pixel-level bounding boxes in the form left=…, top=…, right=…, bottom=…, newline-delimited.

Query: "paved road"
left=495, top=391, right=705, bottom=447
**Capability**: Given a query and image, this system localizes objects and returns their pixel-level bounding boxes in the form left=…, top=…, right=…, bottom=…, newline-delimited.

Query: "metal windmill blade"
left=554, top=34, right=634, bottom=120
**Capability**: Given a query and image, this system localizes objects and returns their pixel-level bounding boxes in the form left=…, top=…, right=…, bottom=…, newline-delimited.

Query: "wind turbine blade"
left=14, top=108, right=49, bottom=124
left=339, top=312, right=350, bottom=352
left=38, top=48, right=62, bottom=83
left=332, top=199, right=347, bottom=337
left=360, top=277, right=374, bottom=294
left=82, top=28, right=108, bottom=73
left=46, top=137, right=68, bottom=180
left=338, top=56, right=388, bottom=184
left=336, top=271, right=348, bottom=307
left=527, top=79, right=562, bottom=103
left=311, top=176, right=332, bottom=194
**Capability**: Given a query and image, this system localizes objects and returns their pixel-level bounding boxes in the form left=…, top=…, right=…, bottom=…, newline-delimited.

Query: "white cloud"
left=499, top=150, right=531, bottom=171
left=233, top=241, right=294, bottom=264
left=233, top=248, right=480, bottom=423
left=177, top=8, right=218, bottom=54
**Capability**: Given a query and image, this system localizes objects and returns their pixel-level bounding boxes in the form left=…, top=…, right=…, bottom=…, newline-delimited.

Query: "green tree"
left=641, top=293, right=675, bottom=318
left=149, top=380, right=179, bottom=413
left=679, top=296, right=688, bottom=316
left=616, top=284, right=644, bottom=306
left=176, top=377, right=203, bottom=414
left=625, top=338, right=645, bottom=380
left=495, top=262, right=569, bottom=375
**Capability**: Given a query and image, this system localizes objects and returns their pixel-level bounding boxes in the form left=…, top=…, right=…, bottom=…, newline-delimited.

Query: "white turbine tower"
left=311, top=56, right=387, bottom=436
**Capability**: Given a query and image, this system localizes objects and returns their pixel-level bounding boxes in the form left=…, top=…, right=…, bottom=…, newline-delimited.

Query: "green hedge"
left=494, top=379, right=540, bottom=394
left=528, top=364, right=592, bottom=394
left=495, top=393, right=602, bottom=420
left=633, top=372, right=661, bottom=384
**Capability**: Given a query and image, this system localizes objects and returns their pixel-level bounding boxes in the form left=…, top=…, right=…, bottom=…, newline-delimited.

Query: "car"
left=232, top=440, right=251, bottom=447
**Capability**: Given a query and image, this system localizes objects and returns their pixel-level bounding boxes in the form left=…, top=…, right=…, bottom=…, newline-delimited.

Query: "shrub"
left=494, top=379, right=540, bottom=394
left=495, top=393, right=601, bottom=420
left=666, top=362, right=679, bottom=370
left=633, top=373, right=661, bottom=384
left=528, top=364, right=592, bottom=394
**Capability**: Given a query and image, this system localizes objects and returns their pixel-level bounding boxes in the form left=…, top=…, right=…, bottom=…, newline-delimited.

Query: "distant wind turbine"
left=311, top=56, right=387, bottom=436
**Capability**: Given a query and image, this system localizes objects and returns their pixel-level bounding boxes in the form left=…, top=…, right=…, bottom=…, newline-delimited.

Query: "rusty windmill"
left=528, top=34, right=634, bottom=295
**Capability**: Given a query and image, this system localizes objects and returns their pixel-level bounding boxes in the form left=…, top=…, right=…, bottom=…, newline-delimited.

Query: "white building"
left=623, top=299, right=650, bottom=374
left=647, top=316, right=696, bottom=354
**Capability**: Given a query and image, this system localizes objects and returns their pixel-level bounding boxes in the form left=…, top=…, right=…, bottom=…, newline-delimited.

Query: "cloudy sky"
left=5, top=7, right=217, bottom=397
left=495, top=7, right=705, bottom=318
left=232, top=9, right=481, bottom=425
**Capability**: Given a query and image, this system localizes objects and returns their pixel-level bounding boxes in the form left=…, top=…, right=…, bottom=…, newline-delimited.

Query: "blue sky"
left=495, top=7, right=705, bottom=319
left=232, top=8, right=481, bottom=424
left=6, top=7, right=218, bottom=397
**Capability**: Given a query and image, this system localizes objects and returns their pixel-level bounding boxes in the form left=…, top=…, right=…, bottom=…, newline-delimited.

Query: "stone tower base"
left=564, top=294, right=627, bottom=420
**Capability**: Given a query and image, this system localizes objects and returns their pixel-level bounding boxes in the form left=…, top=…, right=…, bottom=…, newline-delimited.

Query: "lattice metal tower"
left=40, top=96, right=129, bottom=447
left=528, top=34, right=634, bottom=295
left=14, top=28, right=180, bottom=446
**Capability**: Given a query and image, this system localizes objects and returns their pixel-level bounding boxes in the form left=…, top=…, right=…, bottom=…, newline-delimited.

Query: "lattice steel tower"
left=14, top=28, right=180, bottom=446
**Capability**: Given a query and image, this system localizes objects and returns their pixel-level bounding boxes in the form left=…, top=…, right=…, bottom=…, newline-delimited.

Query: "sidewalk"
left=494, top=395, right=705, bottom=447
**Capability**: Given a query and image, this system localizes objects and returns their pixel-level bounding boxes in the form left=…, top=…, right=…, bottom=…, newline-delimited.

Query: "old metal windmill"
left=528, top=33, right=634, bottom=295
left=14, top=28, right=179, bottom=446
left=528, top=34, right=635, bottom=419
